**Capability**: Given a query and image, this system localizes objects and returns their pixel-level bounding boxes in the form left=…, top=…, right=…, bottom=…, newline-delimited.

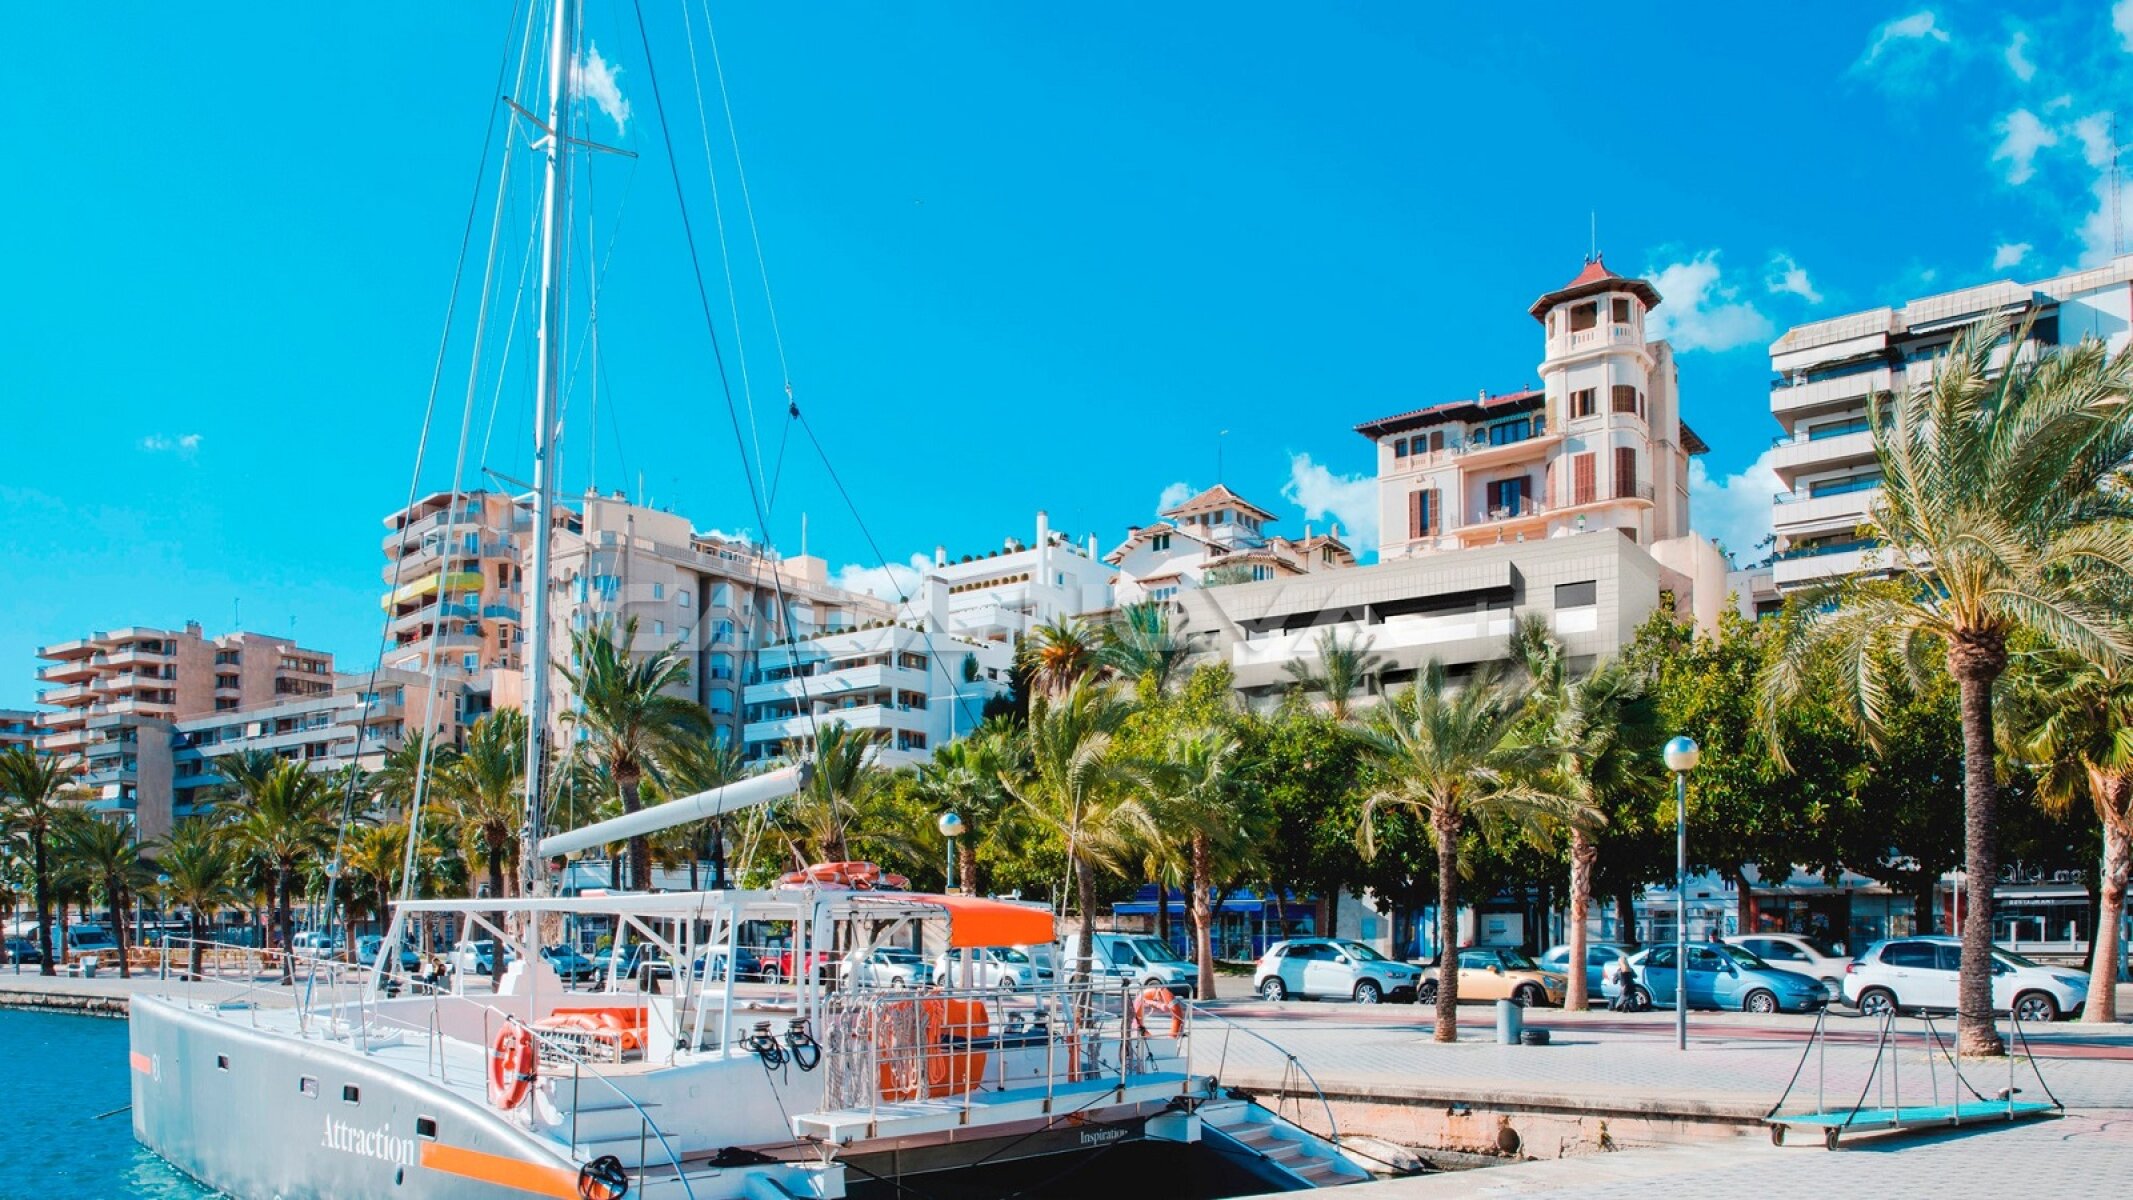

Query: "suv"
left=1726, top=934, right=1850, bottom=999
left=1060, top=932, right=1196, bottom=994
left=1254, top=938, right=1423, bottom=1004
left=931, top=945, right=1050, bottom=990
left=3, top=937, right=43, bottom=966
left=1537, top=942, right=1635, bottom=1000
left=1843, top=936, right=2085, bottom=1022
left=1423, top=946, right=1568, bottom=1008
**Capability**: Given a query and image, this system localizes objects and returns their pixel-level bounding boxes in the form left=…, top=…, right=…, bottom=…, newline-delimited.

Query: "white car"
left=1726, top=933, right=1850, bottom=999
left=1059, top=932, right=1197, bottom=994
left=1252, top=938, right=1425, bottom=1004
left=1842, top=936, right=2086, bottom=1022
left=289, top=931, right=343, bottom=960
left=931, top=945, right=1050, bottom=990
left=841, top=946, right=925, bottom=988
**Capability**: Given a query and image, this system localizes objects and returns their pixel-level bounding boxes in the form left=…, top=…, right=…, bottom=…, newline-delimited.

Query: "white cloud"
left=1688, top=448, right=1783, bottom=564
left=139, top=433, right=202, bottom=456
left=833, top=553, right=929, bottom=602
left=1992, top=242, right=2033, bottom=269
left=1992, top=109, right=2058, bottom=185
left=1281, top=453, right=1377, bottom=553
left=571, top=43, right=631, bottom=135
left=2116, top=0, right=2133, bottom=52
left=1857, top=11, right=1952, bottom=79
left=1156, top=481, right=1194, bottom=512
left=2072, top=112, right=2116, bottom=168
left=1642, top=252, right=1774, bottom=353
left=2077, top=171, right=2130, bottom=266
left=1763, top=254, right=1824, bottom=305
left=2004, top=30, right=2035, bottom=82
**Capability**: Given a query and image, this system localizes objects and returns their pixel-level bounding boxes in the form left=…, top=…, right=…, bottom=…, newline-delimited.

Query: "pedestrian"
left=1609, top=959, right=1638, bottom=1012
left=1706, top=927, right=1722, bottom=944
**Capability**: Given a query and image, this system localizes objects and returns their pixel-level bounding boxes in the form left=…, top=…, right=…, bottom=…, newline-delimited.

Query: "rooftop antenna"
left=2113, top=113, right=2124, bottom=257
left=1589, top=211, right=1598, bottom=262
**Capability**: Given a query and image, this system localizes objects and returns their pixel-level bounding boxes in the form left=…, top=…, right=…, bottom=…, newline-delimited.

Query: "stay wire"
left=629, top=0, right=823, bottom=755
left=311, top=0, right=526, bottom=1009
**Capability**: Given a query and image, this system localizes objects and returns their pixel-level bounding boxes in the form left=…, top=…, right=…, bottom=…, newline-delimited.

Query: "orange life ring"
left=1133, top=986, right=1185, bottom=1039
left=874, top=997, right=990, bottom=1100
left=876, top=873, right=910, bottom=891
left=488, top=1021, right=537, bottom=1109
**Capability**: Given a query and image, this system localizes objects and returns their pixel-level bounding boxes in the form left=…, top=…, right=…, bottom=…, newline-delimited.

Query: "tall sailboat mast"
left=521, top=0, right=575, bottom=900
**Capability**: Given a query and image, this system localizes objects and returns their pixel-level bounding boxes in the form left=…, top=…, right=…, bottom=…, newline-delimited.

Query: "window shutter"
left=1428, top=487, right=1441, bottom=533
left=1573, top=454, right=1595, bottom=505
left=1409, top=490, right=1424, bottom=540
left=1615, top=447, right=1637, bottom=499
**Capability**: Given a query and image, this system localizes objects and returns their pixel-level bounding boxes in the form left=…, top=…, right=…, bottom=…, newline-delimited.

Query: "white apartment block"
left=1108, top=485, right=1355, bottom=604
left=912, top=511, right=1115, bottom=642
left=1767, top=255, right=2133, bottom=592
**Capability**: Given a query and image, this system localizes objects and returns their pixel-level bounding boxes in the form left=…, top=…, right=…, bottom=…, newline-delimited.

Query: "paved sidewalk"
left=0, top=965, right=300, bottom=1014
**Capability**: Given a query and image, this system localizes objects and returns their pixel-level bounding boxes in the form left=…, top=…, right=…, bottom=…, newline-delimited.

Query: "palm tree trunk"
left=32, top=832, right=53, bottom=978
left=275, top=865, right=295, bottom=985
left=188, top=913, right=206, bottom=982
left=2086, top=774, right=2130, bottom=1024
left=1432, top=810, right=1460, bottom=1043
left=1191, top=833, right=1216, bottom=1001
left=1566, top=829, right=1596, bottom=1010
left=113, top=886, right=132, bottom=980
left=959, top=840, right=979, bottom=898
left=1074, top=854, right=1097, bottom=986
left=1152, top=879, right=1168, bottom=948
left=1950, top=638, right=2006, bottom=1057
left=619, top=770, right=650, bottom=892
left=712, top=818, right=728, bottom=890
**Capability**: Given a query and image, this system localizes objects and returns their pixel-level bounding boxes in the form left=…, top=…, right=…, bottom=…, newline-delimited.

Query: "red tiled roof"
left=1529, top=255, right=1661, bottom=321
left=1353, top=388, right=1544, bottom=439
left=1159, top=483, right=1277, bottom=521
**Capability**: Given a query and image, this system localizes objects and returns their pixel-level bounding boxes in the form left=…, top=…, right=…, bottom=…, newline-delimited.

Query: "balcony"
left=1464, top=498, right=1551, bottom=527
left=1771, top=368, right=1895, bottom=417
left=105, top=645, right=174, bottom=669
left=37, top=684, right=95, bottom=707
left=1547, top=322, right=1643, bottom=360
left=1771, top=428, right=1876, bottom=478
left=36, top=660, right=96, bottom=684
left=1452, top=430, right=1561, bottom=471
left=743, top=662, right=927, bottom=706
left=37, top=729, right=90, bottom=755
left=1772, top=487, right=1880, bottom=532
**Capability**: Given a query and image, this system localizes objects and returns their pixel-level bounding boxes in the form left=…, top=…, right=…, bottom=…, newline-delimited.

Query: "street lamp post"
left=1664, top=735, right=1701, bottom=1051
left=938, top=811, right=966, bottom=895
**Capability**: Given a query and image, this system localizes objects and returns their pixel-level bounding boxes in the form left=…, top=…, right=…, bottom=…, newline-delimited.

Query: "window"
left=1808, top=472, right=1882, bottom=498
left=299, top=1076, right=319, bottom=1099
left=1933, top=945, right=1964, bottom=972
left=1758, top=941, right=1805, bottom=961
left=709, top=653, right=734, bottom=681
left=712, top=621, right=735, bottom=644
left=1484, top=477, right=1527, bottom=516
left=1611, top=385, right=1639, bottom=414
left=1569, top=301, right=1598, bottom=332
left=1150, top=533, right=1172, bottom=552
left=1407, top=489, right=1440, bottom=539
left=1554, top=581, right=1596, bottom=608
left=1428, top=430, right=1444, bottom=453
left=1150, top=585, right=1178, bottom=601
left=416, top=1117, right=438, bottom=1140
left=1486, top=418, right=1531, bottom=446
left=1394, top=437, right=1409, bottom=458
left=674, top=589, right=691, bottom=608
left=1612, top=297, right=1631, bottom=324
left=216, top=1055, right=230, bottom=1071
left=649, top=582, right=664, bottom=600
left=342, top=1085, right=361, bottom=1104
left=1570, top=388, right=1597, bottom=418
left=1572, top=453, right=1596, bottom=505
left=1880, top=941, right=1936, bottom=969
left=708, top=691, right=734, bottom=715
left=1614, top=447, right=1638, bottom=499
left=591, top=574, right=620, bottom=601
left=653, top=621, right=666, bottom=638
left=710, top=583, right=732, bottom=608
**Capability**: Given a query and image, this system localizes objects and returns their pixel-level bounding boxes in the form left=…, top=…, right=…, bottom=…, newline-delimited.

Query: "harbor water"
left=0, top=1008, right=214, bottom=1199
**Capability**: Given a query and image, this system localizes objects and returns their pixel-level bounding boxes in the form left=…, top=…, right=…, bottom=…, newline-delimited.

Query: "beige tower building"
left=378, top=489, right=531, bottom=722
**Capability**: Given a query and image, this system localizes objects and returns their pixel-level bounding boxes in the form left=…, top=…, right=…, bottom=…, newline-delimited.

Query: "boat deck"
left=791, top=1072, right=1207, bottom=1145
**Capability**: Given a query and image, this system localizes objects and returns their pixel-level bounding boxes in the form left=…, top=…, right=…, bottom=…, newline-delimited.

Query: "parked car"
left=1422, top=946, right=1568, bottom=1008
left=540, top=944, right=599, bottom=982
left=1607, top=943, right=1828, bottom=1013
left=765, top=948, right=839, bottom=984
left=1253, top=938, right=1424, bottom=1004
left=355, top=935, right=420, bottom=973
left=289, top=931, right=343, bottom=960
left=931, top=945, right=1050, bottom=990
left=1726, top=933, right=1850, bottom=999
left=67, top=926, right=119, bottom=955
left=1059, top=932, right=1196, bottom=994
left=450, top=939, right=519, bottom=977
left=3, top=937, right=43, bottom=966
left=692, top=944, right=764, bottom=982
left=840, top=946, right=925, bottom=988
left=1842, top=936, right=2086, bottom=1022
left=1537, top=942, right=1636, bottom=1001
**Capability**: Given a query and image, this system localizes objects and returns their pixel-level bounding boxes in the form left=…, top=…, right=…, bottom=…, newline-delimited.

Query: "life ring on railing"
left=488, top=1021, right=537, bottom=1110
left=1133, top=986, right=1185, bottom=1039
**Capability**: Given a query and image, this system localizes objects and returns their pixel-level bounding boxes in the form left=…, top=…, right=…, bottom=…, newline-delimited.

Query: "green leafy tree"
left=1761, top=319, right=2133, bottom=1055
left=1355, top=662, right=1586, bottom=1041
left=1002, top=677, right=1136, bottom=979
left=0, top=747, right=75, bottom=976
left=228, top=761, right=338, bottom=983
left=56, top=811, right=156, bottom=978
left=154, top=818, right=246, bottom=980
left=657, top=736, right=749, bottom=888
left=1099, top=602, right=1191, bottom=698
left=1022, top=616, right=1101, bottom=700
left=441, top=709, right=525, bottom=905
left=560, top=616, right=711, bottom=891
left=913, top=720, right=1020, bottom=894
left=1133, top=725, right=1260, bottom=997
left=1283, top=628, right=1387, bottom=722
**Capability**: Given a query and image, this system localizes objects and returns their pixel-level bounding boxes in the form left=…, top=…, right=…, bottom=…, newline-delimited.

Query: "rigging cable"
left=306, top=0, right=529, bottom=1018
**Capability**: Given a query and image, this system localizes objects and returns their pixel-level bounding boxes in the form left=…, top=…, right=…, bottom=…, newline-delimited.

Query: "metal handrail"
left=1181, top=999, right=1340, bottom=1145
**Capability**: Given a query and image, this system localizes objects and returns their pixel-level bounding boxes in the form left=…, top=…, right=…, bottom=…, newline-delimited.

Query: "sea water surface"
left=1, top=1008, right=215, bottom=1199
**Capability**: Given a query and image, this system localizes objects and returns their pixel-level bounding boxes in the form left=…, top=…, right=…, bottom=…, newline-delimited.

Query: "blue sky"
left=4, top=2, right=2130, bottom=709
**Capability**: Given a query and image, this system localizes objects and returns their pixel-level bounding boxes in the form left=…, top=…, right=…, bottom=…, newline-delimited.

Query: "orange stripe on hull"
left=418, top=1142, right=580, bottom=1199
left=129, top=1051, right=153, bottom=1076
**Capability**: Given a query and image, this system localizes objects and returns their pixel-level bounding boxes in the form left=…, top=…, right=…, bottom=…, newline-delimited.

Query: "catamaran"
left=127, top=3, right=1367, bottom=1196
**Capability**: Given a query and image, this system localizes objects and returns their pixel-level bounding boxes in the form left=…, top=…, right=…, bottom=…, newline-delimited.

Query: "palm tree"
left=56, top=812, right=155, bottom=979
left=441, top=709, right=526, bottom=905
left=559, top=616, right=710, bottom=891
left=1510, top=616, right=1657, bottom=1009
left=1023, top=616, right=1101, bottom=700
left=368, top=736, right=453, bottom=815
left=1001, top=677, right=1136, bottom=981
left=1284, top=628, right=1387, bottom=722
left=1133, top=727, right=1258, bottom=998
left=342, top=821, right=411, bottom=936
left=1099, top=602, right=1191, bottom=696
left=1761, top=319, right=2133, bottom=1056
left=2001, top=648, right=2133, bottom=1022
left=658, top=736, right=749, bottom=888
left=228, top=762, right=338, bottom=983
left=154, top=818, right=245, bottom=980
left=1356, top=661, right=1586, bottom=1041
left=781, top=721, right=879, bottom=866
left=0, top=747, right=75, bottom=976
left=913, top=722, right=1018, bottom=894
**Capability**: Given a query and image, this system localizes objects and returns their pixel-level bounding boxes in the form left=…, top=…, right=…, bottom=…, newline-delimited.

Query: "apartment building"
left=914, top=512, right=1116, bottom=643
left=34, top=622, right=334, bottom=762
left=1766, top=254, right=2133, bottom=592
left=1108, top=485, right=1355, bottom=604
left=379, top=489, right=530, bottom=723
left=169, top=668, right=441, bottom=820
left=543, top=493, right=890, bottom=750
left=0, top=710, right=35, bottom=754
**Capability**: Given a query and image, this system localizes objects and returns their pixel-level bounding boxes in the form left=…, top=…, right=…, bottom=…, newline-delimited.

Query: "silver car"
left=1253, top=938, right=1424, bottom=1004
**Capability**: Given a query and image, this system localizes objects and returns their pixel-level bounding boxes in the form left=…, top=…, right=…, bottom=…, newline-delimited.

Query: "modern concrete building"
left=914, top=511, right=1115, bottom=643
left=1107, top=485, right=1354, bottom=605
left=1766, top=255, right=2133, bottom=592
left=0, top=710, right=36, bottom=754
left=34, top=623, right=334, bottom=763
left=544, top=493, right=890, bottom=750
left=379, top=489, right=531, bottom=723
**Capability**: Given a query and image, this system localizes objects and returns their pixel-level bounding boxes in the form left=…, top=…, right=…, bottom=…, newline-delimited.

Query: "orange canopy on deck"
left=923, top=894, right=1056, bottom=949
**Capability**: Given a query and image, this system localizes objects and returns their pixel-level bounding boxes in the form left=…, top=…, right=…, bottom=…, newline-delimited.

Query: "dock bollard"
left=1496, top=999, right=1522, bottom=1045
